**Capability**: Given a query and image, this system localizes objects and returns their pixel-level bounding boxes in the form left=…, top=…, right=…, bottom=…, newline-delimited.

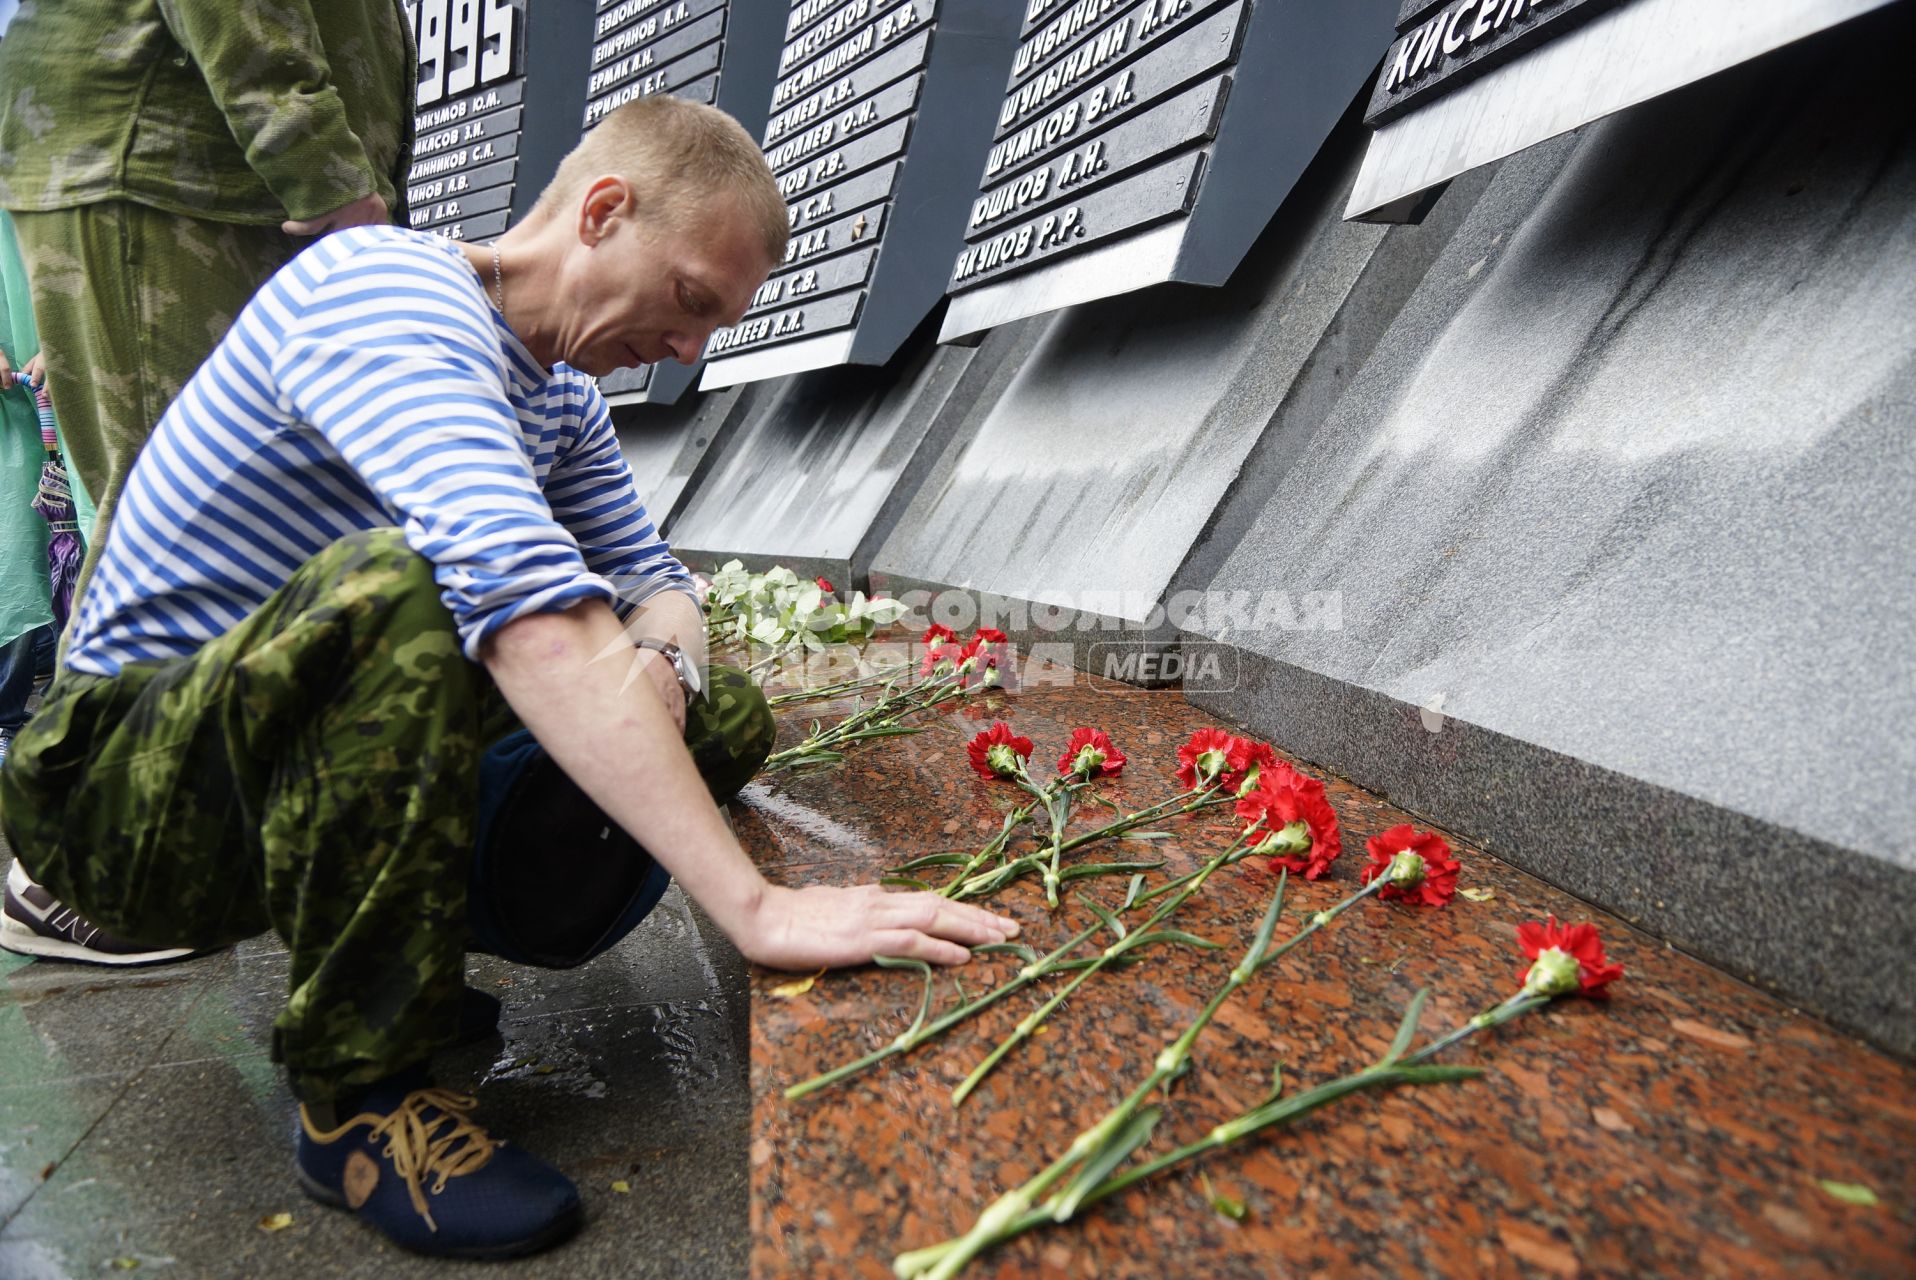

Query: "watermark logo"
left=1086, top=642, right=1239, bottom=692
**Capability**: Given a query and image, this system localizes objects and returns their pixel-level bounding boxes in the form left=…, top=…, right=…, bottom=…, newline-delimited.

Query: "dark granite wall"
left=614, top=5, right=1916, bottom=1054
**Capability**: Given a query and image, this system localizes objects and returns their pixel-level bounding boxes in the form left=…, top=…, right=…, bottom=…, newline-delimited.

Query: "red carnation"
left=1176, top=728, right=1248, bottom=790
left=1058, top=727, right=1126, bottom=779
left=923, top=623, right=958, bottom=647
left=1515, top=916, right=1624, bottom=997
left=920, top=644, right=954, bottom=679
left=951, top=638, right=1005, bottom=690
left=815, top=576, right=835, bottom=594
left=1234, top=739, right=1296, bottom=796
left=1235, top=776, right=1341, bottom=879
left=974, top=627, right=1008, bottom=644
left=1360, top=825, right=1460, bottom=906
left=967, top=722, right=1033, bottom=780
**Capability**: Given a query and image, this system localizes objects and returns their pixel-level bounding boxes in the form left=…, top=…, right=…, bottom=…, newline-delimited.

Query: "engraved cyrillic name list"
left=405, top=0, right=522, bottom=243
left=707, top=0, right=935, bottom=359
left=582, top=0, right=731, bottom=127
left=949, top=0, right=1241, bottom=290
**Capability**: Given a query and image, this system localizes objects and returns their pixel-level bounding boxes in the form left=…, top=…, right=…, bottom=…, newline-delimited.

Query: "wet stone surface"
left=0, top=877, right=750, bottom=1278
left=738, top=666, right=1916, bottom=1279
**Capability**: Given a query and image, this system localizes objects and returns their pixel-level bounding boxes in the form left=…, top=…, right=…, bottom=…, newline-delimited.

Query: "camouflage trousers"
left=0, top=530, right=771, bottom=1102
left=8, top=202, right=299, bottom=592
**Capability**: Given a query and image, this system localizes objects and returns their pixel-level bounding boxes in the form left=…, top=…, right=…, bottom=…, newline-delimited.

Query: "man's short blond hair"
left=536, top=95, right=788, bottom=263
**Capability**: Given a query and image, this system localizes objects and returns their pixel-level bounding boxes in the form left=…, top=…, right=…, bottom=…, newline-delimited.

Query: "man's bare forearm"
left=482, top=599, right=1022, bottom=971
left=484, top=601, right=762, bottom=938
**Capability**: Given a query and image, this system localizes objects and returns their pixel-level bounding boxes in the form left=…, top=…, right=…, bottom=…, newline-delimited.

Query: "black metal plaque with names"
left=585, top=2, right=728, bottom=124
left=941, top=0, right=1400, bottom=341
left=1363, top=0, right=1624, bottom=127
left=578, top=0, right=790, bottom=403
left=404, top=0, right=527, bottom=244
left=701, top=0, right=1023, bottom=389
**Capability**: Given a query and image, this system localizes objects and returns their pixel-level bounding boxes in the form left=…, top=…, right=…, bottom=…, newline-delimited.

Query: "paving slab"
left=0, top=869, right=750, bottom=1277
left=736, top=672, right=1916, bottom=1278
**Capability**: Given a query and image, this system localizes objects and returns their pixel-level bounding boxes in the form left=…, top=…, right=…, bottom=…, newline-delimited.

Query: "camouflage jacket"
left=0, top=0, right=416, bottom=226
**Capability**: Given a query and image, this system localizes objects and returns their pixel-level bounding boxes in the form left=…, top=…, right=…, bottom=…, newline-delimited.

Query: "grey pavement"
left=0, top=841, right=750, bottom=1280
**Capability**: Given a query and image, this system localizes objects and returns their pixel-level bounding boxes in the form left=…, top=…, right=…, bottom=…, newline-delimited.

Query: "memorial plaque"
left=982, top=4, right=1241, bottom=184
left=1363, top=0, right=1624, bottom=126
left=745, top=244, right=879, bottom=315
left=706, top=289, right=863, bottom=357
left=766, top=75, right=920, bottom=175
left=701, top=0, right=1024, bottom=389
left=952, top=149, right=1201, bottom=287
left=786, top=161, right=900, bottom=233
left=1346, top=0, right=1901, bottom=224
left=964, top=76, right=1223, bottom=238
left=404, top=0, right=528, bottom=243
left=764, top=31, right=931, bottom=146
left=576, top=0, right=790, bottom=403
left=584, top=7, right=728, bottom=124
left=941, top=0, right=1399, bottom=340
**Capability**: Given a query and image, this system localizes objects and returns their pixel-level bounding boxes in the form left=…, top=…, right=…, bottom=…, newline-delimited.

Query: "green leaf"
left=1130, top=929, right=1224, bottom=952
left=1083, top=898, right=1127, bottom=942
left=880, top=876, right=934, bottom=891
left=1263, top=1061, right=1285, bottom=1105
left=1122, top=874, right=1144, bottom=911
left=1382, top=988, right=1430, bottom=1067
left=1050, top=1107, right=1161, bottom=1222
left=890, top=852, right=974, bottom=871
left=1816, top=1179, right=1881, bottom=1207
left=1200, top=1171, right=1248, bottom=1222
left=1244, top=871, right=1288, bottom=971
left=1121, top=831, right=1173, bottom=841
left=974, top=941, right=1039, bottom=965
left=1058, top=859, right=1167, bottom=882
left=873, top=955, right=936, bottom=1039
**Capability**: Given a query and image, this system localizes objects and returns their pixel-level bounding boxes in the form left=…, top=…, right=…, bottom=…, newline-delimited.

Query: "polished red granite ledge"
left=733, top=674, right=1915, bottom=1279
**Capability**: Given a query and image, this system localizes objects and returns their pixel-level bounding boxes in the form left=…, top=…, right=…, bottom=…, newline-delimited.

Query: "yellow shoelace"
left=357, top=1088, right=502, bottom=1231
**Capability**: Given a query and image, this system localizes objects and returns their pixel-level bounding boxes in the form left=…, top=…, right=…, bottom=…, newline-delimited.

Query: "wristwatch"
left=635, top=639, right=703, bottom=700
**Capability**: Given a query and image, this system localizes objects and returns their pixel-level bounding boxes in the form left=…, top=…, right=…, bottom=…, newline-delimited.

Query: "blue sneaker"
left=0, top=728, right=11, bottom=768
left=296, top=1076, right=582, bottom=1258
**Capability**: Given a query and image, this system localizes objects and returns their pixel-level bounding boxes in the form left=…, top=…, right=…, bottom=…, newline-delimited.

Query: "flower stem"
left=767, top=666, right=908, bottom=708
left=898, top=986, right=1554, bottom=1276
left=897, top=872, right=1397, bottom=1278
left=942, top=784, right=1229, bottom=903
left=935, top=802, right=1039, bottom=899
left=783, top=919, right=1109, bottom=1102
left=764, top=669, right=968, bottom=771
left=950, top=834, right=1253, bottom=1108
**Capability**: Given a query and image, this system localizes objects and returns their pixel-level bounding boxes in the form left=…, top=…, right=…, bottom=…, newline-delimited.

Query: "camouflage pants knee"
left=0, top=529, right=771, bottom=1101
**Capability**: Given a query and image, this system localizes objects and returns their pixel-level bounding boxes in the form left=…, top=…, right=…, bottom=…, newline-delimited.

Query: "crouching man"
left=0, top=96, right=1016, bottom=1259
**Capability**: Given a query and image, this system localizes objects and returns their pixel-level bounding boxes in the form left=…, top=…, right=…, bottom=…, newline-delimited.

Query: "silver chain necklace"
left=490, top=243, right=505, bottom=312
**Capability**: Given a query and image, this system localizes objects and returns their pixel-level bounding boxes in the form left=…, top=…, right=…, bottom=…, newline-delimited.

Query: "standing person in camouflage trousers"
left=0, top=0, right=415, bottom=582
left=0, top=0, right=416, bottom=963
left=0, top=96, right=1019, bottom=1260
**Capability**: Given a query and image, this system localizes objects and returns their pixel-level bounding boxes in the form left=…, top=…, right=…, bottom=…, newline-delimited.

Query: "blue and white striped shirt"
left=66, top=225, right=694, bottom=677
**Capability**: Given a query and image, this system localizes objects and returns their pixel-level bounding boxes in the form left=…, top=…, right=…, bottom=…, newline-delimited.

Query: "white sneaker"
left=1, top=859, right=198, bottom=965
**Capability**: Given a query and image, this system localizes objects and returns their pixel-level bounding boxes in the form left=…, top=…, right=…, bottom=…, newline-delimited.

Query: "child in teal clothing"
left=0, top=208, right=91, bottom=761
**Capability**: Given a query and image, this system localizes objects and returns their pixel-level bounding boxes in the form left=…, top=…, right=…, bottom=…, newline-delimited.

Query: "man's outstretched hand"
left=740, top=884, right=1020, bottom=970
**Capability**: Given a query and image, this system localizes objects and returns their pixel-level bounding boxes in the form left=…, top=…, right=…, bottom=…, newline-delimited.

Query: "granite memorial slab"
left=1187, top=8, right=1916, bottom=1054
left=700, top=0, right=1024, bottom=389
left=1346, top=0, right=1905, bottom=222
left=664, top=317, right=1040, bottom=585
left=869, top=102, right=1400, bottom=674
left=939, top=0, right=1399, bottom=340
